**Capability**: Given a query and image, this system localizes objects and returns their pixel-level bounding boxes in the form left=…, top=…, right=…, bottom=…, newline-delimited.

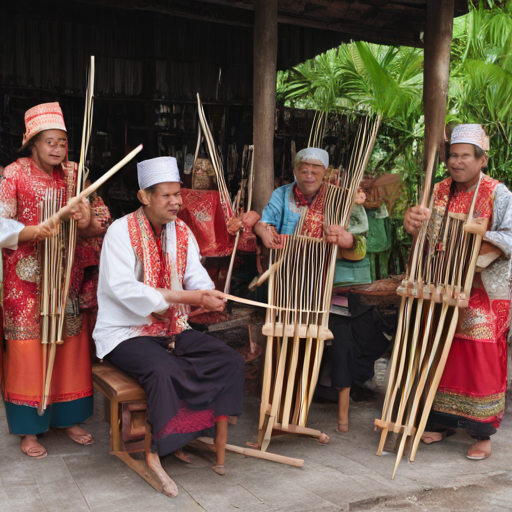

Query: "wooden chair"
left=91, top=361, right=163, bottom=493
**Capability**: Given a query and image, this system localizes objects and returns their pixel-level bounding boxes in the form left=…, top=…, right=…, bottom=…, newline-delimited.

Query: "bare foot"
left=212, top=464, right=226, bottom=476
left=146, top=452, right=179, bottom=498
left=174, top=449, right=193, bottom=463
left=318, top=433, right=330, bottom=444
left=21, top=435, right=47, bottom=459
left=61, top=425, right=94, bottom=445
left=336, top=421, right=349, bottom=433
left=420, top=431, right=443, bottom=445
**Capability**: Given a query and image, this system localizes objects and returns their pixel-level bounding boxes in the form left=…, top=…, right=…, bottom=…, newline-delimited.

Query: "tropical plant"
left=276, top=0, right=512, bottom=195
left=277, top=41, right=426, bottom=209
left=276, top=1, right=512, bottom=274
left=448, top=0, right=512, bottom=187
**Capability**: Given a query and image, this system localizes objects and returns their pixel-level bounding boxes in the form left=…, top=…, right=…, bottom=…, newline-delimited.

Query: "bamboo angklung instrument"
left=38, top=57, right=143, bottom=412
left=38, top=56, right=96, bottom=413
left=375, top=147, right=489, bottom=478
left=258, top=116, right=380, bottom=452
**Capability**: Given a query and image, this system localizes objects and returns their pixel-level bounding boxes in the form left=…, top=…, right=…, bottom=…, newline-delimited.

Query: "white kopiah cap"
left=450, top=124, right=489, bottom=151
left=137, top=156, right=180, bottom=190
left=295, top=147, right=329, bottom=170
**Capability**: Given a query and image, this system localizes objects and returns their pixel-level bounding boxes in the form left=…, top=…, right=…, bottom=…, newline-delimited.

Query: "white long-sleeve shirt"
left=93, top=216, right=214, bottom=358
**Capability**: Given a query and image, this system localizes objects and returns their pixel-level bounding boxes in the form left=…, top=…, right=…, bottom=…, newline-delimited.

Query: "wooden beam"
left=197, top=0, right=424, bottom=47
left=422, top=0, right=454, bottom=174
left=252, top=0, right=278, bottom=214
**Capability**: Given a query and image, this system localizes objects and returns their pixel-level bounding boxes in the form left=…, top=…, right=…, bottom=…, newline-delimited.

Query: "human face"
left=142, top=182, right=183, bottom=228
left=31, top=129, right=67, bottom=173
left=294, top=162, right=326, bottom=196
left=447, top=143, right=487, bottom=191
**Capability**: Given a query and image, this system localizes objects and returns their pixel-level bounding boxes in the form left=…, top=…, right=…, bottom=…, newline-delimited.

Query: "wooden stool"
left=92, top=361, right=163, bottom=493
left=92, top=362, right=304, bottom=496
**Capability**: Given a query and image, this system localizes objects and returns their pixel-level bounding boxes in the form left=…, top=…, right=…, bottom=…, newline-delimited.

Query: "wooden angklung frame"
left=258, top=116, right=380, bottom=451
left=375, top=149, right=489, bottom=478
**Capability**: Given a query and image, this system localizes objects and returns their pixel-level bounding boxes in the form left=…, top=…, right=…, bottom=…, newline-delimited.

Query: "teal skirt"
left=4, top=395, right=93, bottom=435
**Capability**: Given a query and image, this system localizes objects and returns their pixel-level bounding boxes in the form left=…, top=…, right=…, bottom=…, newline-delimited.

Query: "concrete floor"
left=2, top=387, right=512, bottom=512
left=2, top=324, right=512, bottom=512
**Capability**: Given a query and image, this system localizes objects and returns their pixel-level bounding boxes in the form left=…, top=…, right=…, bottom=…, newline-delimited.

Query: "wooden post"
left=422, top=0, right=455, bottom=174
left=252, top=0, right=278, bottom=214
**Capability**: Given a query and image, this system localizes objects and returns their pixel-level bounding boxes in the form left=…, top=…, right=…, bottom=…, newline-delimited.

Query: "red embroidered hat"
left=450, top=124, right=489, bottom=151
left=22, top=102, right=67, bottom=147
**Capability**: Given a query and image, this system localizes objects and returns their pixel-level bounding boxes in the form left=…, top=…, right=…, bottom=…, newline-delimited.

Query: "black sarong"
left=105, top=330, right=245, bottom=456
left=316, top=293, right=390, bottom=400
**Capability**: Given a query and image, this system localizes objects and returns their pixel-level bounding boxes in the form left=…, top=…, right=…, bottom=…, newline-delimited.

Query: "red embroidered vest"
left=126, top=207, right=190, bottom=337
left=433, top=174, right=500, bottom=342
left=1, top=158, right=76, bottom=340
left=432, top=174, right=498, bottom=220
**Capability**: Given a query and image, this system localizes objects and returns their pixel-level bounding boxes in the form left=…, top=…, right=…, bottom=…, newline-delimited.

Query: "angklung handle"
left=420, top=146, right=437, bottom=209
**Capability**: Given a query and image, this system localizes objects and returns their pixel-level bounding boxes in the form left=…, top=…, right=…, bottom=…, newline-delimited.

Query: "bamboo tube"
left=261, top=336, right=289, bottom=452
left=281, top=335, right=300, bottom=428
left=224, top=231, right=240, bottom=295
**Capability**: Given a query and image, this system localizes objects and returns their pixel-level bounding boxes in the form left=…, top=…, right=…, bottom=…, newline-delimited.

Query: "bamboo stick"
left=42, top=145, right=143, bottom=230
left=222, top=294, right=279, bottom=310
left=224, top=145, right=254, bottom=294
left=196, top=437, right=304, bottom=468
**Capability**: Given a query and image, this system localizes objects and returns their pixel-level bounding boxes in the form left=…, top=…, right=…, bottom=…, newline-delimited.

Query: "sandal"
left=21, top=436, right=48, bottom=460
left=467, top=441, right=491, bottom=460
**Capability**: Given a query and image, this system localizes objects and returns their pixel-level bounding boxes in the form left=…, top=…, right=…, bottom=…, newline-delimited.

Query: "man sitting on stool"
left=93, top=156, right=245, bottom=497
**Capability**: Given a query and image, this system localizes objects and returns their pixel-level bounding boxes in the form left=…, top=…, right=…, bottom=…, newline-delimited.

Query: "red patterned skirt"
left=432, top=283, right=509, bottom=433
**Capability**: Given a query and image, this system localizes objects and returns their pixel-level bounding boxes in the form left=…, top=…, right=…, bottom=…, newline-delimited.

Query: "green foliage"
left=276, top=0, right=512, bottom=203
left=276, top=1, right=512, bottom=273
left=276, top=41, right=426, bottom=211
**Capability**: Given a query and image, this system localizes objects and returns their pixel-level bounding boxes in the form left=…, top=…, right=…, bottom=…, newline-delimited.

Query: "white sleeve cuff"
left=0, top=219, right=24, bottom=250
left=153, top=295, right=170, bottom=314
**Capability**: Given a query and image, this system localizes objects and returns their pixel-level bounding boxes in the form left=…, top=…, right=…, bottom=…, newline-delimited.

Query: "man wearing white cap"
left=254, top=147, right=356, bottom=248
left=253, top=147, right=384, bottom=439
left=404, top=124, right=512, bottom=460
left=93, top=156, right=245, bottom=497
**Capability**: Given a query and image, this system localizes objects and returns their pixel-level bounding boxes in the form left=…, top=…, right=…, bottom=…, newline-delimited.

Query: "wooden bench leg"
left=111, top=416, right=163, bottom=493
left=110, top=399, right=120, bottom=452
